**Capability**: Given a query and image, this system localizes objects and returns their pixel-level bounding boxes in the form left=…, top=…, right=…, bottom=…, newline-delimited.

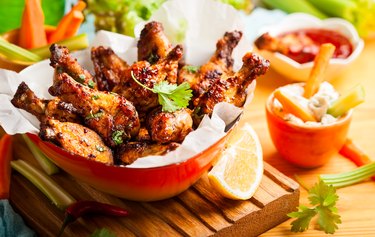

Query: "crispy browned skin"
left=137, top=21, right=172, bottom=64
left=115, top=141, right=179, bottom=165
left=112, top=44, right=183, bottom=113
left=49, top=72, right=140, bottom=148
left=178, top=31, right=242, bottom=99
left=11, top=82, right=80, bottom=123
left=40, top=119, right=113, bottom=165
left=91, top=46, right=129, bottom=91
left=50, top=44, right=97, bottom=89
left=146, top=107, right=193, bottom=144
left=196, top=53, right=270, bottom=116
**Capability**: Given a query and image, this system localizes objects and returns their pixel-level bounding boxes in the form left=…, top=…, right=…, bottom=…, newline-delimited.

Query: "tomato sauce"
left=278, top=28, right=353, bottom=64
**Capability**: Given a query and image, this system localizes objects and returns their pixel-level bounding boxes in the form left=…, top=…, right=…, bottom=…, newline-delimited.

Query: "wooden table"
left=245, top=39, right=375, bottom=236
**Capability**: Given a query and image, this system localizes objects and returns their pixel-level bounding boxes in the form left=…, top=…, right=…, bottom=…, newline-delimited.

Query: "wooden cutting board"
left=9, top=134, right=299, bottom=237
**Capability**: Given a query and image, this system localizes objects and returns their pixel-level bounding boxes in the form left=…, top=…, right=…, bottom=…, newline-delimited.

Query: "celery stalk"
left=320, top=162, right=375, bottom=188
left=0, top=38, right=42, bottom=62
left=262, top=0, right=327, bottom=19
left=307, top=0, right=357, bottom=22
left=22, top=134, right=59, bottom=175
left=30, top=33, right=89, bottom=59
left=327, top=85, right=365, bottom=117
left=11, top=160, right=76, bottom=210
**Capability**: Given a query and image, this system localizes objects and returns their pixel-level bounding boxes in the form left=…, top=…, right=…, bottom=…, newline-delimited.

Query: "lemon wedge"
left=208, top=123, right=263, bottom=200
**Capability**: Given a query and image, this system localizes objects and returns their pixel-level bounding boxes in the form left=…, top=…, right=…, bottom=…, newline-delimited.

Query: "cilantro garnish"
left=288, top=180, right=341, bottom=234
left=183, top=65, right=199, bottom=73
left=112, top=130, right=124, bottom=145
left=131, top=71, right=192, bottom=112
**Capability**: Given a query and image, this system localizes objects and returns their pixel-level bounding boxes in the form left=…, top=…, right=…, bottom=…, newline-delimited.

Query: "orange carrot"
left=18, top=0, right=47, bottom=49
left=339, top=138, right=375, bottom=181
left=48, top=1, right=86, bottom=44
left=0, top=134, right=13, bottom=199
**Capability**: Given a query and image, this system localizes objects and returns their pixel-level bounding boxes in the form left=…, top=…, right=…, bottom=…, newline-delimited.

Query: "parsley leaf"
left=131, top=71, right=192, bottom=112
left=288, top=180, right=341, bottom=234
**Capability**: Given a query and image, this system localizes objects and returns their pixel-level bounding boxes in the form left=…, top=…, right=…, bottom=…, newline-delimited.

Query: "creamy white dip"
left=273, top=82, right=340, bottom=126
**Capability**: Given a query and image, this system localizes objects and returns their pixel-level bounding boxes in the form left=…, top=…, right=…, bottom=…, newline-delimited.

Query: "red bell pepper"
left=0, top=134, right=13, bottom=199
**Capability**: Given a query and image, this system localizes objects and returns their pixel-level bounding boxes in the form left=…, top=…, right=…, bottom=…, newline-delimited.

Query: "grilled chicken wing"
left=49, top=72, right=140, bottom=147
left=112, top=44, right=183, bottom=113
left=91, top=46, right=129, bottom=91
left=196, top=53, right=270, bottom=116
left=50, top=44, right=97, bottom=89
left=115, top=141, right=179, bottom=165
left=40, top=119, right=113, bottom=165
left=178, top=31, right=242, bottom=99
left=11, top=81, right=80, bottom=123
left=137, top=21, right=172, bottom=64
left=146, top=107, right=193, bottom=144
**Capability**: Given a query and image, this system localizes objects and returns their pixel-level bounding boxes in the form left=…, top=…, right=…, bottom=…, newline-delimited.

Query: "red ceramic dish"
left=26, top=126, right=233, bottom=201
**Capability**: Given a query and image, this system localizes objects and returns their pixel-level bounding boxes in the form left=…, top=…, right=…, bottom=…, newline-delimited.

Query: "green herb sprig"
left=131, top=71, right=192, bottom=112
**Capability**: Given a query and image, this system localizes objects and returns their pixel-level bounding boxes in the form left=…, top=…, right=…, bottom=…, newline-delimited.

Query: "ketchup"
left=278, top=28, right=353, bottom=64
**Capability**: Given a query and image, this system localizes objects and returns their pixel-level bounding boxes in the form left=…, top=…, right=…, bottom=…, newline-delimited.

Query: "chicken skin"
left=11, top=81, right=80, bottom=123
left=91, top=46, right=129, bottom=91
left=50, top=44, right=97, bottom=89
left=137, top=21, right=172, bottom=64
left=146, top=107, right=193, bottom=144
left=49, top=72, right=140, bottom=148
left=196, top=53, right=270, bottom=116
left=40, top=119, right=113, bottom=165
left=115, top=141, right=179, bottom=165
left=178, top=31, right=242, bottom=99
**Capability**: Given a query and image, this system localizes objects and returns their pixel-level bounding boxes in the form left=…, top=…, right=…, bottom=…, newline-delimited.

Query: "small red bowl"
left=26, top=123, right=235, bottom=201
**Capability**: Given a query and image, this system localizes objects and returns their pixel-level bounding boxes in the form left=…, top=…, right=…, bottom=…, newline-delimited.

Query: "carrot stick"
left=303, top=43, right=336, bottom=98
left=48, top=1, right=86, bottom=44
left=339, top=138, right=375, bottom=181
left=274, top=89, right=317, bottom=122
left=18, top=0, right=47, bottom=49
left=0, top=134, right=13, bottom=199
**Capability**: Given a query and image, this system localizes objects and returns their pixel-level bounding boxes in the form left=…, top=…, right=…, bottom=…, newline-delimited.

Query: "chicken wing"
left=91, top=46, right=129, bottom=91
left=112, top=44, right=183, bottom=113
left=178, top=31, right=242, bottom=99
left=40, top=119, right=113, bottom=165
left=50, top=44, right=97, bottom=89
left=49, top=72, right=140, bottom=147
left=137, top=21, right=172, bottom=64
left=115, top=141, right=179, bottom=165
left=11, top=81, right=80, bottom=123
left=196, top=53, right=270, bottom=116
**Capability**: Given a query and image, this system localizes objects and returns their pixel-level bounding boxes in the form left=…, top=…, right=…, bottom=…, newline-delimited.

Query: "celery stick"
left=22, top=134, right=59, bottom=175
left=11, top=160, right=76, bottom=210
left=30, top=33, right=89, bottom=59
left=262, top=0, right=327, bottom=19
left=0, top=38, right=42, bottom=62
left=307, top=0, right=357, bottom=22
left=327, top=85, right=365, bottom=117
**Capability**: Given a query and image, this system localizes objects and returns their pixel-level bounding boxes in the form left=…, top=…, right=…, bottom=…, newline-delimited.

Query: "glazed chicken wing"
left=91, top=46, right=129, bottom=91
left=146, top=107, right=193, bottom=144
left=137, top=21, right=172, bottom=64
left=49, top=72, right=140, bottom=148
left=178, top=31, right=242, bottom=99
left=50, top=44, right=97, bottom=89
left=40, top=119, right=113, bottom=165
left=196, top=53, right=270, bottom=116
left=112, top=44, right=183, bottom=113
left=11, top=81, right=80, bottom=123
left=115, top=141, right=179, bottom=165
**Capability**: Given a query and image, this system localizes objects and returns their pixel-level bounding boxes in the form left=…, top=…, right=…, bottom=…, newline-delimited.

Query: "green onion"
left=22, top=134, right=59, bottom=175
left=262, top=0, right=327, bottom=19
left=11, top=160, right=76, bottom=210
left=320, top=162, right=375, bottom=188
left=0, top=37, right=42, bottom=62
left=30, top=33, right=89, bottom=59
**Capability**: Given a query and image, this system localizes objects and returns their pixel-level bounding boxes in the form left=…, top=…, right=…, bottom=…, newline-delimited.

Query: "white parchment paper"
left=0, top=0, right=255, bottom=168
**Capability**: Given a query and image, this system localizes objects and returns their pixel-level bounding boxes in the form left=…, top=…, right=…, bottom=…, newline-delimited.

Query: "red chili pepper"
left=58, top=200, right=129, bottom=236
left=0, top=134, right=13, bottom=199
left=339, top=138, right=375, bottom=181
